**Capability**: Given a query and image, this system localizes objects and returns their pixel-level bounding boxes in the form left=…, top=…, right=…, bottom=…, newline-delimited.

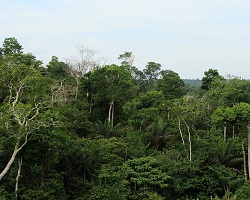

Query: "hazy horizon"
left=1, top=0, right=250, bottom=79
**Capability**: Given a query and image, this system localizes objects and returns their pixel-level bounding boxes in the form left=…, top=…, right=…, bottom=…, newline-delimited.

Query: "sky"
left=1, top=0, right=250, bottom=79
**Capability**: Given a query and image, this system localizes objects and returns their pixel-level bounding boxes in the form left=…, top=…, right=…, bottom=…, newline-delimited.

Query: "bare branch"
left=8, top=84, right=21, bottom=105
left=17, top=133, right=28, bottom=152
left=65, top=46, right=101, bottom=99
left=26, top=102, right=41, bottom=122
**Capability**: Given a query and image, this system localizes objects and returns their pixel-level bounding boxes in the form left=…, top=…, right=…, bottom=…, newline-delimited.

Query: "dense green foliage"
left=1, top=38, right=250, bottom=199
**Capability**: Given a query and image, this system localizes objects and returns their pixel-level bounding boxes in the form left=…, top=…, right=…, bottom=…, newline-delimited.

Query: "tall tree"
left=158, top=70, right=185, bottom=100
left=201, top=68, right=223, bottom=91
left=47, top=56, right=70, bottom=80
left=80, top=64, right=136, bottom=125
left=0, top=37, right=23, bottom=56
left=206, top=77, right=250, bottom=108
left=0, top=55, right=53, bottom=182
left=118, top=51, right=135, bottom=68
left=65, top=46, right=101, bottom=99
left=47, top=56, right=74, bottom=103
left=232, top=103, right=250, bottom=178
left=143, top=62, right=161, bottom=80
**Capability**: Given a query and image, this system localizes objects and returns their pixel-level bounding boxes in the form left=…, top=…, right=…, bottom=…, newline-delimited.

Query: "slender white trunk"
left=178, top=118, right=188, bottom=161
left=0, top=134, right=27, bottom=182
left=247, top=126, right=250, bottom=178
left=0, top=141, right=20, bottom=181
left=87, top=85, right=93, bottom=116
left=15, top=157, right=22, bottom=199
left=108, top=98, right=114, bottom=124
left=242, top=141, right=247, bottom=182
left=74, top=78, right=79, bottom=99
left=224, top=126, right=226, bottom=141
left=111, top=101, right=114, bottom=127
left=178, top=118, right=185, bottom=145
left=89, top=97, right=93, bottom=116
left=108, top=102, right=112, bottom=123
left=187, top=124, right=192, bottom=162
left=183, top=119, right=192, bottom=162
left=63, top=85, right=67, bottom=103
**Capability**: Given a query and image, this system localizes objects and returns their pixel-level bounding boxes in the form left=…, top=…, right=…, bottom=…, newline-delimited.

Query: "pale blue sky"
left=1, top=0, right=250, bottom=79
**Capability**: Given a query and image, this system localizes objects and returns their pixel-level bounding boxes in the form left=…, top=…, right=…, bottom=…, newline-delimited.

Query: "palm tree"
left=93, top=120, right=122, bottom=139
left=147, top=117, right=171, bottom=150
left=214, top=139, right=242, bottom=168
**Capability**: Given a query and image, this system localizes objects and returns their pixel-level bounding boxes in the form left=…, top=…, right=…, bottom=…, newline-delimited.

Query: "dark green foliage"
left=93, top=120, right=122, bottom=138
left=1, top=37, right=250, bottom=199
left=46, top=56, right=71, bottom=80
left=120, top=156, right=169, bottom=199
left=142, top=62, right=161, bottom=92
left=206, top=78, right=250, bottom=108
left=0, top=38, right=42, bottom=68
left=201, top=68, right=223, bottom=91
left=143, top=62, right=161, bottom=80
left=0, top=37, right=23, bottom=56
left=79, top=64, right=137, bottom=124
left=158, top=70, right=185, bottom=100
left=234, top=180, right=250, bottom=199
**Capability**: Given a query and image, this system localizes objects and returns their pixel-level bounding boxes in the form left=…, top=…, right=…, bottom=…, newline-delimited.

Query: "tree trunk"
left=247, top=126, right=250, bottom=178
left=108, top=98, right=114, bottom=124
left=187, top=124, right=192, bottom=162
left=111, top=100, right=114, bottom=127
left=242, top=141, right=247, bottom=182
left=178, top=118, right=185, bottom=145
left=89, top=96, right=93, bottom=116
left=0, top=134, right=27, bottom=182
left=134, top=182, right=137, bottom=194
left=183, top=119, right=192, bottom=162
left=178, top=118, right=188, bottom=161
left=15, top=156, right=22, bottom=199
left=74, top=78, right=79, bottom=99
left=0, top=141, right=20, bottom=182
left=87, top=85, right=93, bottom=116
left=63, top=84, right=67, bottom=103
left=224, top=126, right=226, bottom=141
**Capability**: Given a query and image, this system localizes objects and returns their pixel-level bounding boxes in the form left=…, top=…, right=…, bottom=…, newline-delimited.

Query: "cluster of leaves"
left=0, top=39, right=250, bottom=200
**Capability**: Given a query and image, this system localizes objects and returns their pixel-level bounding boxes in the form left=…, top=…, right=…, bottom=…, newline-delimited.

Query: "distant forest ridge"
left=182, top=79, right=202, bottom=87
